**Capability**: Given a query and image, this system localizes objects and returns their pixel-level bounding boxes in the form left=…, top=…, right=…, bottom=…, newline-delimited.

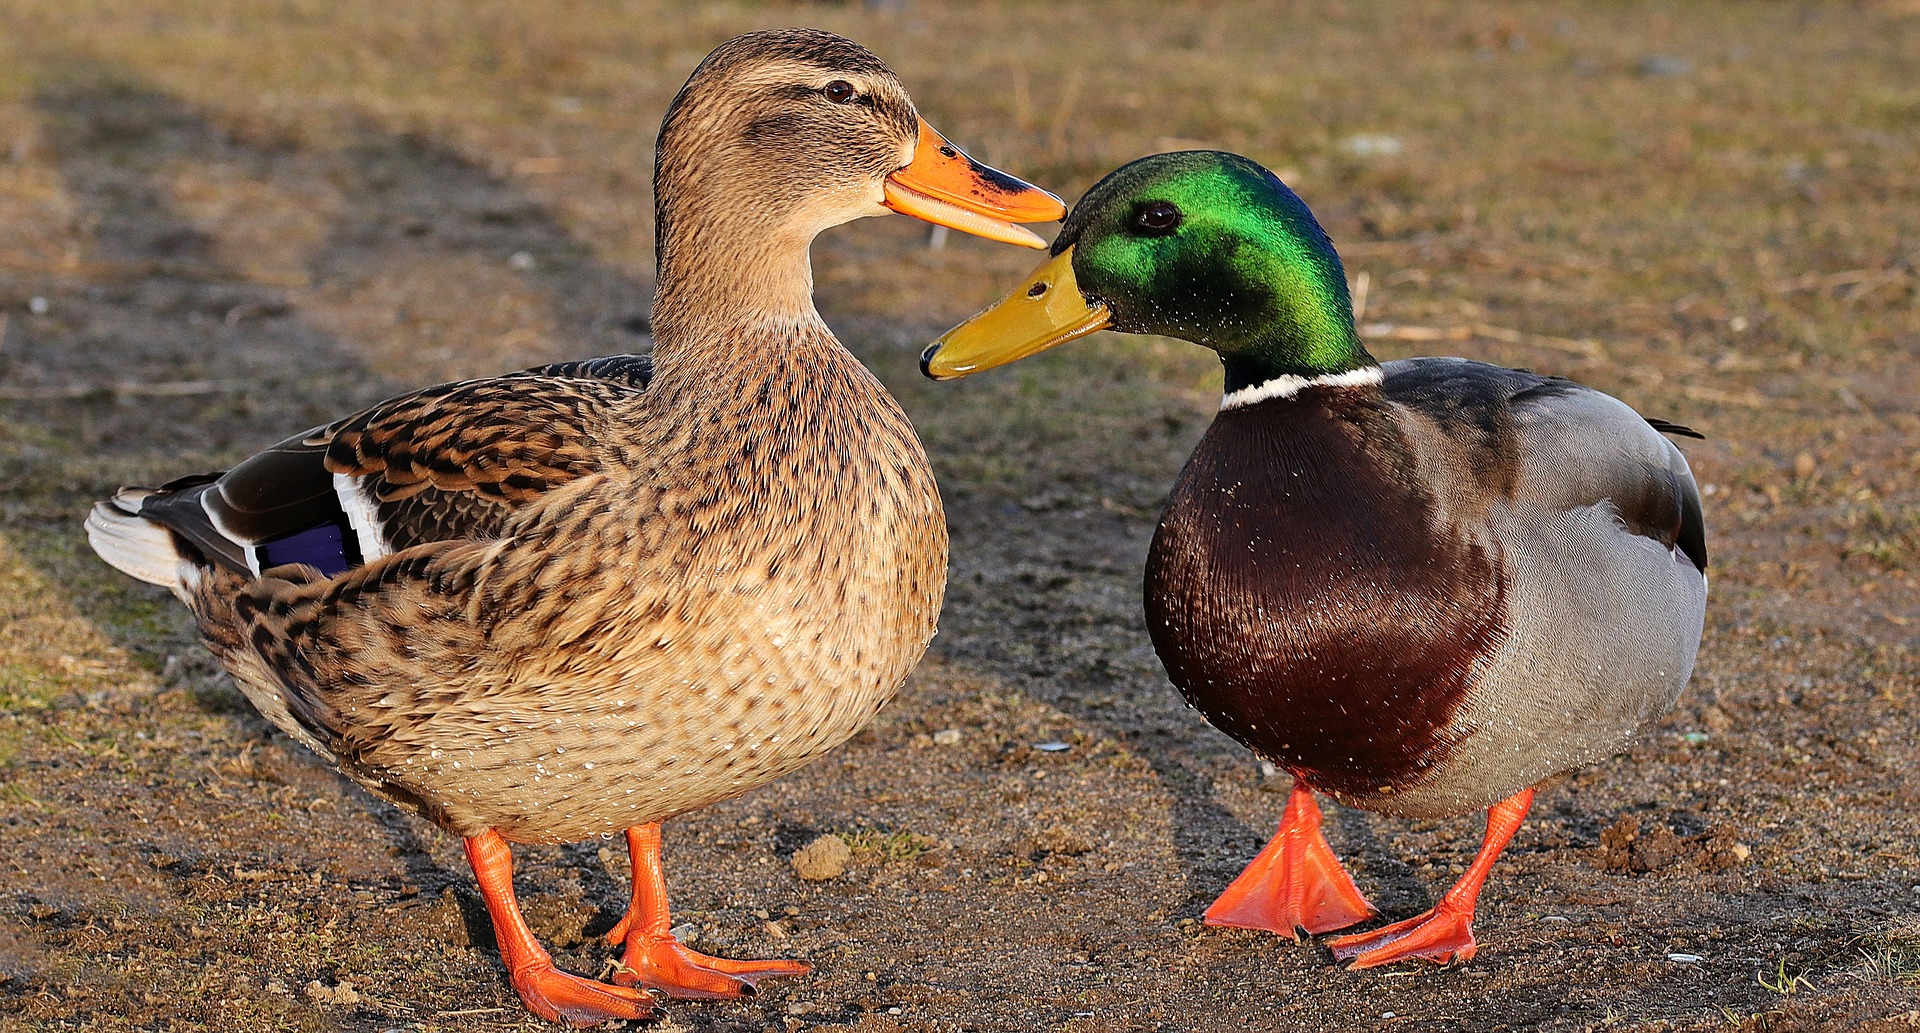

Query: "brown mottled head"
left=651, top=29, right=1063, bottom=320
left=656, top=30, right=916, bottom=246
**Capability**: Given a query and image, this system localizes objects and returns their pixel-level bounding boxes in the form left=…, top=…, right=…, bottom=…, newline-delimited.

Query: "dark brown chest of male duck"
left=1144, top=386, right=1509, bottom=801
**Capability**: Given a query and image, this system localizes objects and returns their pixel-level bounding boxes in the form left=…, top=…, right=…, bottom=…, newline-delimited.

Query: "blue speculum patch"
left=257, top=519, right=358, bottom=575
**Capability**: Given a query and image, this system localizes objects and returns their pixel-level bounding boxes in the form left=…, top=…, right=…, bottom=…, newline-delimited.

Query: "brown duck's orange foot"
left=1205, top=783, right=1376, bottom=939
left=1329, top=903, right=1477, bottom=969
left=508, top=961, right=658, bottom=1028
left=607, top=933, right=809, bottom=999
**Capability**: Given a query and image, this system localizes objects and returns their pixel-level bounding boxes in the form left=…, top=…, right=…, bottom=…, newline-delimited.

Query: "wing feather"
left=1383, top=357, right=1707, bottom=572
left=131, top=355, right=652, bottom=575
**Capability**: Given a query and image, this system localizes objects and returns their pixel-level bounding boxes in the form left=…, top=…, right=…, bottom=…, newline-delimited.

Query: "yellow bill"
left=920, top=247, right=1112, bottom=380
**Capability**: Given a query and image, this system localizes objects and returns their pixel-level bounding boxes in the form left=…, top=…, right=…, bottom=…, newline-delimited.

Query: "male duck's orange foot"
left=607, top=933, right=809, bottom=999
left=1328, top=904, right=1477, bottom=969
left=1204, top=783, right=1376, bottom=939
left=508, top=961, right=657, bottom=1028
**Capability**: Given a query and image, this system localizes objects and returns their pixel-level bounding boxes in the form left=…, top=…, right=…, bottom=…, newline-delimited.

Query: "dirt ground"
left=1, top=2, right=1916, bottom=1031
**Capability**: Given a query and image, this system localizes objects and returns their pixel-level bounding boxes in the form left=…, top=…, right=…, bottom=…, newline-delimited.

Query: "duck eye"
left=823, top=80, right=857, bottom=104
left=1134, top=201, right=1182, bottom=235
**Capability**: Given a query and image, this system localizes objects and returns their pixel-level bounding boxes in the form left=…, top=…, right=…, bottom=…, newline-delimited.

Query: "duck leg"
left=604, top=823, right=809, bottom=998
left=464, top=830, right=657, bottom=1027
left=1329, top=787, right=1535, bottom=969
left=1204, top=781, right=1377, bottom=938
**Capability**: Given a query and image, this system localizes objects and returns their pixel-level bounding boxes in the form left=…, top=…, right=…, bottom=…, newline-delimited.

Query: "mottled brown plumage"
left=86, top=28, right=1064, bottom=1026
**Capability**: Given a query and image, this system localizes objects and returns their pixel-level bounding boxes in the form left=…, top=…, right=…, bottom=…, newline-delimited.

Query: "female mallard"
left=86, top=29, right=1063, bottom=1026
left=921, top=151, right=1706, bottom=968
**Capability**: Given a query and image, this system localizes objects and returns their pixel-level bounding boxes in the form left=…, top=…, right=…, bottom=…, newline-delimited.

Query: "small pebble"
left=931, top=728, right=963, bottom=746
left=28, top=296, right=48, bottom=315
left=791, top=834, right=852, bottom=881
left=1668, top=953, right=1704, bottom=963
left=1340, top=133, right=1404, bottom=157
left=1540, top=915, right=1572, bottom=924
left=669, top=921, right=700, bottom=945
left=509, top=251, right=537, bottom=271
left=1034, top=741, right=1071, bottom=752
left=1638, top=55, right=1693, bottom=77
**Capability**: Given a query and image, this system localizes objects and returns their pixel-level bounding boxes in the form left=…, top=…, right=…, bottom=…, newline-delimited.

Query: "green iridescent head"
left=922, top=151, right=1377, bottom=394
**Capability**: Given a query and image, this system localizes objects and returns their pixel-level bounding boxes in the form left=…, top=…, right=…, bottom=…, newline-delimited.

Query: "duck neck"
left=1209, top=254, right=1377, bottom=397
left=650, top=210, right=822, bottom=350
left=647, top=93, right=836, bottom=360
left=1213, top=253, right=1382, bottom=405
left=1218, top=322, right=1376, bottom=399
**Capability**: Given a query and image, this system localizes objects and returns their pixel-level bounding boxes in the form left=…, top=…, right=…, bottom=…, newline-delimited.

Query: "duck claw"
left=509, top=961, right=658, bottom=1027
left=1329, top=905, right=1477, bottom=969
left=609, top=934, right=809, bottom=999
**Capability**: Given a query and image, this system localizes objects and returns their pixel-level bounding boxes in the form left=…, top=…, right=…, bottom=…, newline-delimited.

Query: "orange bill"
left=883, top=118, right=1065, bottom=248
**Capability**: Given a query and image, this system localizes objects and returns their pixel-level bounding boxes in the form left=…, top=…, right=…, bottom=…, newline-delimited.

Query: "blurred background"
left=1, top=2, right=1915, bottom=1031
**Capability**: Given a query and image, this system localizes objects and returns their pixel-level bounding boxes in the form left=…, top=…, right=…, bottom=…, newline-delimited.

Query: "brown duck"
left=85, top=29, right=1063, bottom=1026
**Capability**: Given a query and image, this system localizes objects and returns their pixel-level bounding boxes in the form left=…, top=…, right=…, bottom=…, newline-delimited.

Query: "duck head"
left=651, top=29, right=1062, bottom=332
left=921, top=151, right=1376, bottom=395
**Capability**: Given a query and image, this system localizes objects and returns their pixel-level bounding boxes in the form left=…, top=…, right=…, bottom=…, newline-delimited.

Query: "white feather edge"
left=197, top=487, right=264, bottom=576
left=84, top=500, right=198, bottom=599
left=1219, top=366, right=1385, bottom=411
left=335, top=472, right=390, bottom=562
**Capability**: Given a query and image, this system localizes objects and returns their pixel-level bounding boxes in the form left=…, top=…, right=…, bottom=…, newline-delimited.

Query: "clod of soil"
left=522, top=893, right=594, bottom=948
left=1033, top=824, right=1095, bottom=857
left=1695, top=823, right=1757, bottom=871
left=303, top=980, right=360, bottom=1006
left=791, top=833, right=853, bottom=881
left=1602, top=815, right=1689, bottom=872
left=1601, top=815, right=1753, bottom=873
left=436, top=887, right=474, bottom=948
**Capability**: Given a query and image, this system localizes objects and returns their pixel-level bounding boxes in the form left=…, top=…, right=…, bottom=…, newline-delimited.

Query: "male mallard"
left=921, top=151, right=1706, bottom=968
left=86, top=29, right=1063, bottom=1026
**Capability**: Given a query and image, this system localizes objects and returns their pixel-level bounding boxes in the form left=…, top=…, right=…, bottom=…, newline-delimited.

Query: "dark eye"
left=1134, top=200, right=1182, bottom=235
left=823, top=80, right=856, bottom=104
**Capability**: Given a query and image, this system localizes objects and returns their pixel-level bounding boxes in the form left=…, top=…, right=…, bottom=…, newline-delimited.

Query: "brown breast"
left=1143, top=390, right=1507, bottom=803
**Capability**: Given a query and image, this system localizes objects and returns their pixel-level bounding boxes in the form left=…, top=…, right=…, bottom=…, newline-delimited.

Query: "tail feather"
left=85, top=492, right=193, bottom=593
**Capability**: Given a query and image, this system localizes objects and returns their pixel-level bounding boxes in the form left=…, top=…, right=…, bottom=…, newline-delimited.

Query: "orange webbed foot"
left=1329, top=902, right=1477, bottom=968
left=1328, top=787, right=1536, bottom=970
left=603, top=823, right=810, bottom=1000
left=608, top=931, right=809, bottom=999
left=1204, top=782, right=1376, bottom=939
left=507, top=961, right=658, bottom=1027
